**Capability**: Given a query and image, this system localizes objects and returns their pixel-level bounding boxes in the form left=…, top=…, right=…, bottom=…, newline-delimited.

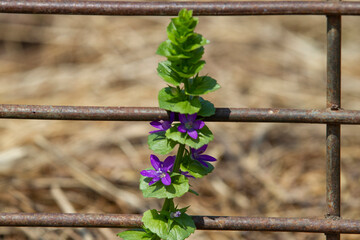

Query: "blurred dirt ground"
left=0, top=3, right=360, bottom=240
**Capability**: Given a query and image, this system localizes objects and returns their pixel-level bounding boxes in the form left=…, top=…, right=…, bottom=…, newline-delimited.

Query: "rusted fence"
left=0, top=1, right=359, bottom=239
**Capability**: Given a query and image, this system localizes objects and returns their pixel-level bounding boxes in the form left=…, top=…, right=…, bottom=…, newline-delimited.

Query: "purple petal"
left=178, top=124, right=187, bottom=133
left=150, top=155, right=161, bottom=170
left=149, top=177, right=161, bottom=185
left=169, top=112, right=175, bottom=123
left=162, top=121, right=172, bottom=130
left=180, top=171, right=195, bottom=178
left=187, top=129, right=198, bottom=139
left=193, top=120, right=205, bottom=130
left=178, top=114, right=187, bottom=124
left=198, top=154, right=217, bottom=162
left=196, top=144, right=208, bottom=154
left=173, top=211, right=181, bottom=218
left=161, top=173, right=172, bottom=185
left=150, top=121, right=163, bottom=128
left=149, top=121, right=165, bottom=133
left=187, top=113, right=197, bottom=122
left=140, top=169, right=157, bottom=178
left=190, top=147, right=196, bottom=153
left=197, top=159, right=210, bottom=168
left=163, top=156, right=175, bottom=172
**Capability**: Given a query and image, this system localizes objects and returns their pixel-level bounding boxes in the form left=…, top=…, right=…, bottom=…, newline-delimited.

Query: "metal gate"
left=0, top=1, right=360, bottom=239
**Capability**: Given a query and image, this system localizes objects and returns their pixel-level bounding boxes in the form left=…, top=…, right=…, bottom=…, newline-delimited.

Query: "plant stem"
left=161, top=144, right=185, bottom=212
left=173, top=144, right=185, bottom=173
left=161, top=198, right=173, bottom=212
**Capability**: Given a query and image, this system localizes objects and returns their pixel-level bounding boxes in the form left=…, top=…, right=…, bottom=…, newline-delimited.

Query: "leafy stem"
left=173, top=144, right=186, bottom=173
left=119, top=9, right=219, bottom=240
left=161, top=198, right=173, bottom=212
left=161, top=143, right=185, bottom=212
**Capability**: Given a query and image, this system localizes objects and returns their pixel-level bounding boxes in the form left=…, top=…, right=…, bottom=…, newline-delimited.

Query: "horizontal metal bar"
left=1, top=1, right=360, bottom=16
left=1, top=104, right=360, bottom=124
left=0, top=213, right=359, bottom=233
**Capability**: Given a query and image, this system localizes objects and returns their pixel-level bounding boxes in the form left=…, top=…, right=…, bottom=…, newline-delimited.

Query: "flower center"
left=185, top=122, right=193, bottom=129
left=156, top=170, right=167, bottom=178
left=192, top=152, right=198, bottom=160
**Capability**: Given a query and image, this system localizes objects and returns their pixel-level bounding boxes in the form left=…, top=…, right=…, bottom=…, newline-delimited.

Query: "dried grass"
left=0, top=8, right=360, bottom=240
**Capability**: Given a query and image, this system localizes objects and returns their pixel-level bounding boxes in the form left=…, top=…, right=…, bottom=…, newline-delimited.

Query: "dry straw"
left=0, top=9, right=359, bottom=240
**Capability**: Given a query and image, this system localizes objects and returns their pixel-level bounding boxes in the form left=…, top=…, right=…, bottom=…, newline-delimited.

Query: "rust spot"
left=331, top=104, right=340, bottom=110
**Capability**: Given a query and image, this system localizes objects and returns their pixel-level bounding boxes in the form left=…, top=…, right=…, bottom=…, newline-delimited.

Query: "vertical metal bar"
left=326, top=0, right=341, bottom=238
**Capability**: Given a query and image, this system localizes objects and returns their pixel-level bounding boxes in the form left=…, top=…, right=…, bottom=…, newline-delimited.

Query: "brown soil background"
left=0, top=2, right=360, bottom=240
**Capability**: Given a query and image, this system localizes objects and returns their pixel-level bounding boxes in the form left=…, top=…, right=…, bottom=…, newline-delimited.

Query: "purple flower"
left=180, top=170, right=195, bottom=179
left=149, top=112, right=175, bottom=134
left=177, top=113, right=204, bottom=139
left=190, top=144, right=216, bottom=167
left=140, top=155, right=175, bottom=186
left=170, top=211, right=181, bottom=218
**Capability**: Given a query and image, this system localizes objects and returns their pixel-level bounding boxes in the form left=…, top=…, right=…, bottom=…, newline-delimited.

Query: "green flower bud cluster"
left=157, top=9, right=220, bottom=116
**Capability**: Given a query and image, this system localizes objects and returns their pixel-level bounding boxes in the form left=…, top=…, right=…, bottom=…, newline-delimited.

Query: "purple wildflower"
left=149, top=112, right=175, bottom=134
left=177, top=113, right=204, bottom=139
left=170, top=211, right=181, bottom=218
left=190, top=144, right=216, bottom=167
left=140, top=155, right=175, bottom=186
left=180, top=170, right=195, bottom=179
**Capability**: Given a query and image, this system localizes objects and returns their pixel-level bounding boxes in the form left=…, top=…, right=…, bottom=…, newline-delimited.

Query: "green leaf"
left=158, top=87, right=201, bottom=114
left=117, top=229, right=156, bottom=240
left=140, top=172, right=189, bottom=199
left=181, top=34, right=209, bottom=52
left=165, top=9, right=199, bottom=51
left=172, top=212, right=195, bottom=235
left=157, top=61, right=183, bottom=86
left=167, top=26, right=208, bottom=50
left=142, top=209, right=195, bottom=240
left=198, top=97, right=216, bottom=117
left=166, top=124, right=214, bottom=149
left=165, top=125, right=186, bottom=145
left=180, top=155, right=214, bottom=178
left=177, top=9, right=196, bottom=25
left=157, top=40, right=191, bottom=61
left=148, top=131, right=177, bottom=155
left=168, top=10, right=198, bottom=37
left=184, top=47, right=205, bottom=64
left=185, top=76, right=220, bottom=96
left=167, top=22, right=195, bottom=45
left=142, top=211, right=168, bottom=240
left=188, top=188, right=199, bottom=196
left=171, top=60, right=206, bottom=78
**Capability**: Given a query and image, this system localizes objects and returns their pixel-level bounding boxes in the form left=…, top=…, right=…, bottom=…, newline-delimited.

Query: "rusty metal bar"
left=1, top=104, right=360, bottom=124
left=326, top=0, right=342, bottom=238
left=1, top=1, right=360, bottom=16
left=0, top=1, right=355, bottom=238
left=1, top=213, right=360, bottom=233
